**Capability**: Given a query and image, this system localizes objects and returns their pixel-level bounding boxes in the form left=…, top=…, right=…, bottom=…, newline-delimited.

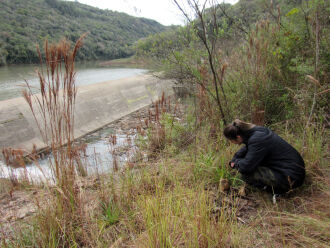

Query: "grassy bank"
left=1, top=0, right=329, bottom=246
left=1, top=97, right=329, bottom=247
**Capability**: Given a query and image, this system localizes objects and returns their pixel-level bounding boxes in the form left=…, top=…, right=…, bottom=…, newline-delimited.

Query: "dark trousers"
left=241, top=166, right=303, bottom=194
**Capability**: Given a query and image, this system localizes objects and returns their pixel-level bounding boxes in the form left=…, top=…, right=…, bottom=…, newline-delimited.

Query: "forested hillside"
left=0, top=0, right=167, bottom=65
left=135, top=0, right=329, bottom=124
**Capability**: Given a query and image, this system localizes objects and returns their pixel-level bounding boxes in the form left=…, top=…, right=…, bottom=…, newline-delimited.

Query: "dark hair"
left=223, top=119, right=255, bottom=140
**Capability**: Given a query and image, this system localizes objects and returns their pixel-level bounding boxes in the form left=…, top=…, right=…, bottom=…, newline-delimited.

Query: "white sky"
left=69, top=0, right=239, bottom=26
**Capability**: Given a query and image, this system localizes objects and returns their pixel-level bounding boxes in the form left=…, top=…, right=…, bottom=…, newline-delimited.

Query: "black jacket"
left=231, top=126, right=305, bottom=182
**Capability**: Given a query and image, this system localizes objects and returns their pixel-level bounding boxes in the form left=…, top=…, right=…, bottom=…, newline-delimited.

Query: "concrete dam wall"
left=0, top=74, right=173, bottom=155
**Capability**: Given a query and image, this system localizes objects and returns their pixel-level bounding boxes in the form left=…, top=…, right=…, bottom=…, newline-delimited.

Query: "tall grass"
left=4, top=96, right=328, bottom=247
left=19, top=35, right=94, bottom=247
left=2, top=1, right=328, bottom=245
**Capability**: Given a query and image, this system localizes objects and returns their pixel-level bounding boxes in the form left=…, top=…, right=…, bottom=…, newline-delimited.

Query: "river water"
left=0, top=129, right=137, bottom=184
left=0, top=62, right=147, bottom=181
left=0, top=62, right=148, bottom=101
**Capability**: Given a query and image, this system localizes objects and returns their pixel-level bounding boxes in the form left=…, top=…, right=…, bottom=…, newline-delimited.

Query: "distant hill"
left=0, top=0, right=167, bottom=65
left=135, top=0, right=302, bottom=59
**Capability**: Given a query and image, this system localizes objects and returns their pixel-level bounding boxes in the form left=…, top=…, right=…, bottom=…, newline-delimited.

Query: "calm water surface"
left=0, top=62, right=148, bottom=101
left=0, top=130, right=137, bottom=183
left=0, top=62, right=145, bottom=181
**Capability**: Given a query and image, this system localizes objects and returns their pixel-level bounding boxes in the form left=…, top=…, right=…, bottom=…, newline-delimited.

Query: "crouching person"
left=224, top=119, right=305, bottom=195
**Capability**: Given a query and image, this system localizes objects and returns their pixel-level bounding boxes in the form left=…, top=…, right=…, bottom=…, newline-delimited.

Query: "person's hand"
left=230, top=162, right=235, bottom=168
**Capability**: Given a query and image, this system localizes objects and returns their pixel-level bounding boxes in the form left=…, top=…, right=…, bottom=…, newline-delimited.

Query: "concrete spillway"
left=0, top=74, right=173, bottom=156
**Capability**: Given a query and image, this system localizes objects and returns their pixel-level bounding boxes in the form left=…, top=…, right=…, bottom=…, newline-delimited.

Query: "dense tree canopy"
left=0, top=0, right=168, bottom=65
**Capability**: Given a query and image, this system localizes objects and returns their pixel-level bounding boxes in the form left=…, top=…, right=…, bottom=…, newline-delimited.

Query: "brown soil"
left=0, top=188, right=40, bottom=238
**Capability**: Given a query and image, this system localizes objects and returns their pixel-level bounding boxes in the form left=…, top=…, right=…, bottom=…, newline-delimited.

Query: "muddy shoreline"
left=0, top=91, right=187, bottom=240
left=0, top=103, right=154, bottom=234
left=0, top=73, right=174, bottom=155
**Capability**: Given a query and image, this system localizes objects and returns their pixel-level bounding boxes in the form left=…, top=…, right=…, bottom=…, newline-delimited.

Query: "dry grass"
left=1, top=35, right=97, bottom=247
left=109, top=123, right=328, bottom=247
left=1, top=28, right=328, bottom=248
left=2, top=46, right=328, bottom=246
left=2, top=109, right=328, bottom=248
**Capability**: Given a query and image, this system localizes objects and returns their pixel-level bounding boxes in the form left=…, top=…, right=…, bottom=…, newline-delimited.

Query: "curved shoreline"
left=0, top=74, right=173, bottom=157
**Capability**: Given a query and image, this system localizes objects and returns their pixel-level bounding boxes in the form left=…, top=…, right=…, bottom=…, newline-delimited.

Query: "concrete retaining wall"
left=0, top=74, right=173, bottom=155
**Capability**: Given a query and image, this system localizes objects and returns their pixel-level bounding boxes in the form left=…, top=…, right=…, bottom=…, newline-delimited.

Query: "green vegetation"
left=0, top=0, right=167, bottom=65
left=1, top=0, right=329, bottom=247
left=135, top=0, right=329, bottom=124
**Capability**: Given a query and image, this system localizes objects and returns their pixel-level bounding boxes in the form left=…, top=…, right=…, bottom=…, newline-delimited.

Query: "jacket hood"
left=242, top=127, right=257, bottom=144
left=242, top=126, right=270, bottom=144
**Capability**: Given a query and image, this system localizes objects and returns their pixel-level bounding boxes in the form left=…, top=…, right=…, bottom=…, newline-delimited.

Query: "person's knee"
left=241, top=167, right=304, bottom=194
left=240, top=171, right=268, bottom=189
left=240, top=167, right=286, bottom=192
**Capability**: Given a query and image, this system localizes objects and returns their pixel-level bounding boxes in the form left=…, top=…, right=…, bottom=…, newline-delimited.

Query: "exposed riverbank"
left=0, top=104, right=149, bottom=232
left=99, top=57, right=150, bottom=68
left=0, top=93, right=188, bottom=241
left=1, top=94, right=329, bottom=247
left=0, top=62, right=148, bottom=101
left=0, top=73, right=174, bottom=157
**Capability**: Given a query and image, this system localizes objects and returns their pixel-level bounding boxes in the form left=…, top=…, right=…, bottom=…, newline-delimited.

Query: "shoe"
left=272, top=194, right=277, bottom=204
left=238, top=184, right=247, bottom=196
left=272, top=194, right=283, bottom=204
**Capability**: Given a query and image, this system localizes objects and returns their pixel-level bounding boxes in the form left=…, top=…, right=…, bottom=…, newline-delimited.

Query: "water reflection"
left=0, top=61, right=144, bottom=182
left=0, top=127, right=137, bottom=183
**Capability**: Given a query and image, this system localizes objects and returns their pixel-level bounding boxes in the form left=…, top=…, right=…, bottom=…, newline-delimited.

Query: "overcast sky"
left=69, top=0, right=239, bottom=26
